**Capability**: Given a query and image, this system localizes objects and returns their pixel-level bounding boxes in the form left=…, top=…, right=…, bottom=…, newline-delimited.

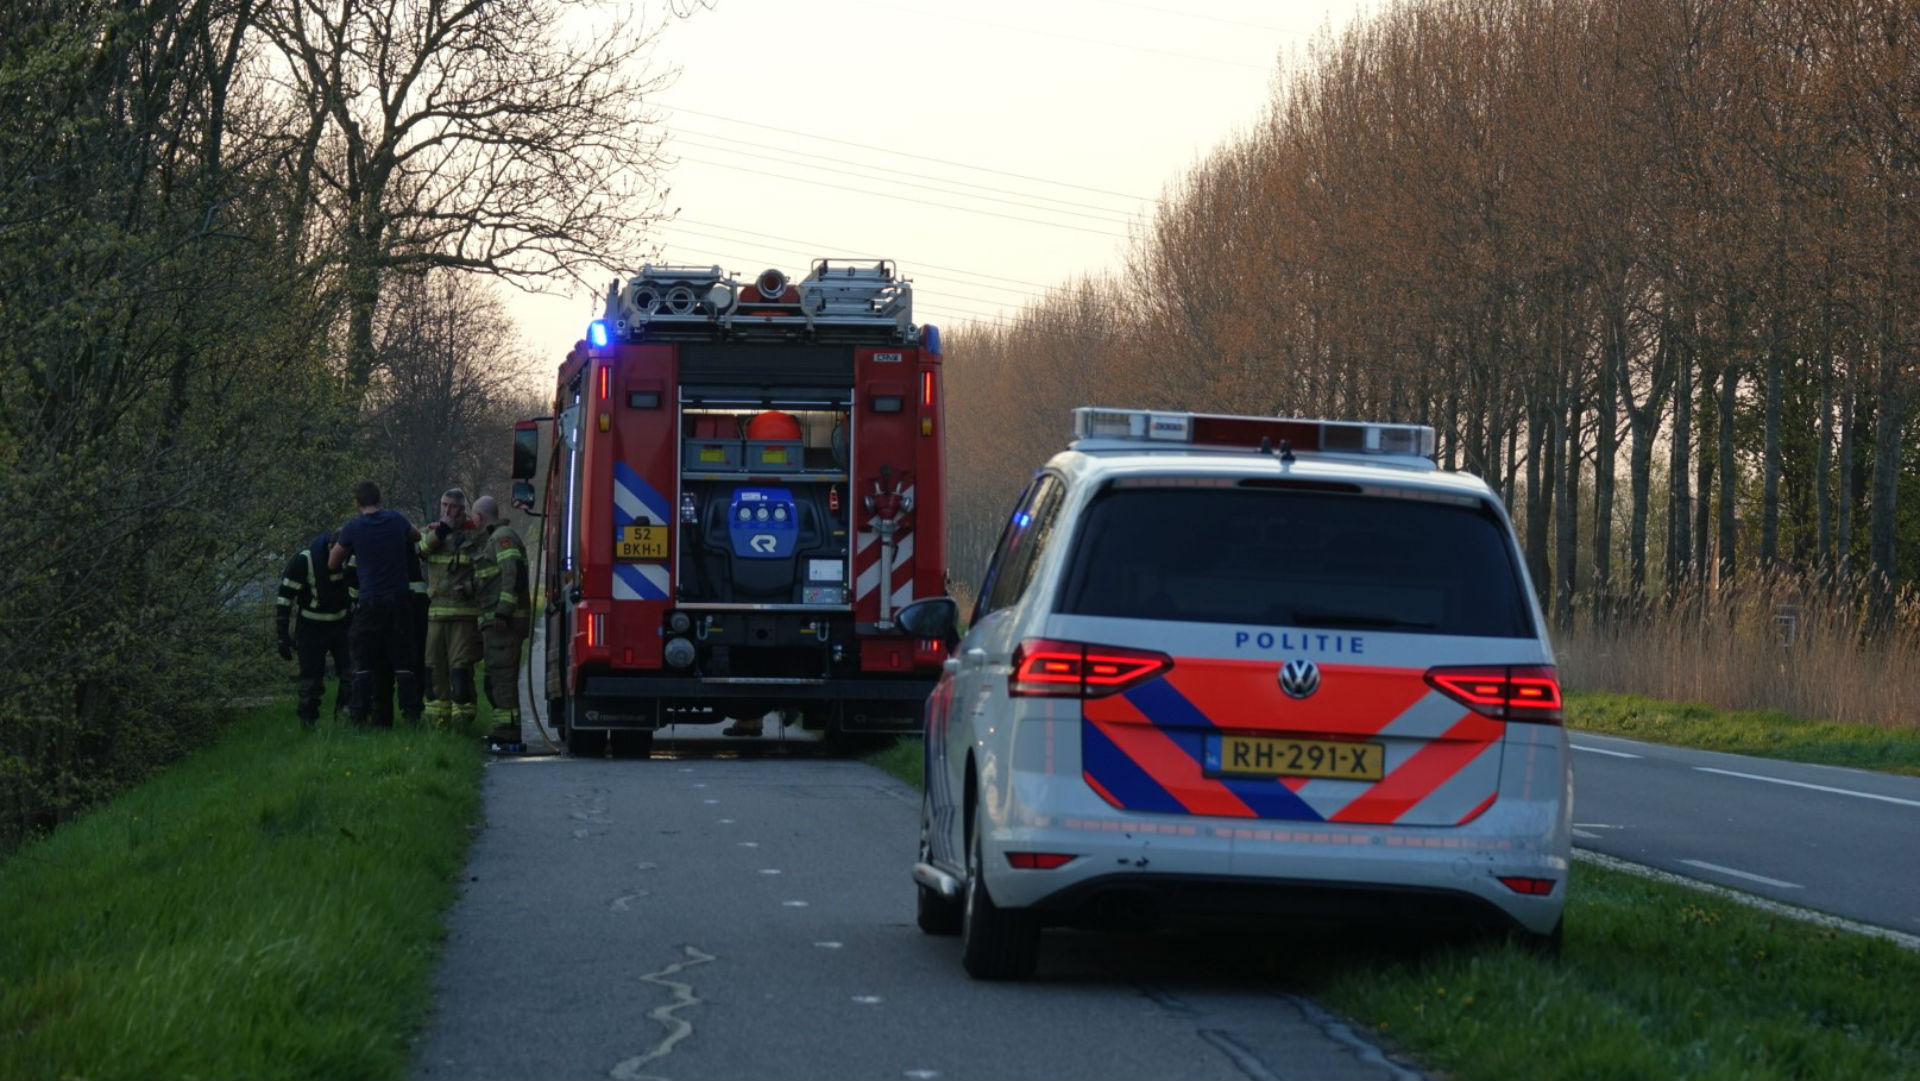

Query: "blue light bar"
left=588, top=320, right=610, bottom=348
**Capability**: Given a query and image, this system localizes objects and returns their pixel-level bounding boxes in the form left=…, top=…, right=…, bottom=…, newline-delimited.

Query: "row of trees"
left=0, top=0, right=673, bottom=847
left=947, top=0, right=1920, bottom=633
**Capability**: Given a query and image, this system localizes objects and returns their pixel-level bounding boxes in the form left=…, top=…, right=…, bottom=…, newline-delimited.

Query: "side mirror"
left=512, top=421, right=541, bottom=481
left=895, top=596, right=960, bottom=649
left=511, top=479, right=540, bottom=516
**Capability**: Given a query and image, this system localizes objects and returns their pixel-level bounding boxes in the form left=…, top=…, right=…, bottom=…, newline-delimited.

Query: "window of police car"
left=1056, top=481, right=1537, bottom=637
left=974, top=474, right=1067, bottom=621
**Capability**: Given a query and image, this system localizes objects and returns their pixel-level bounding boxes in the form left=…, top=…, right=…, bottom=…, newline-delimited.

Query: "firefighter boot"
left=450, top=669, right=478, bottom=734
left=722, top=712, right=764, bottom=738
left=295, top=677, right=322, bottom=729
left=486, top=710, right=522, bottom=748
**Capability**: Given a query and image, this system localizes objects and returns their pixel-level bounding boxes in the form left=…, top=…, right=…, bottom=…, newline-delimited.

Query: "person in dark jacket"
left=329, top=481, right=424, bottom=726
left=275, top=529, right=352, bottom=728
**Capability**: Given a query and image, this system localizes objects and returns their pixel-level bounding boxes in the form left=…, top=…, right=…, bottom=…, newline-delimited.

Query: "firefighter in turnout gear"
left=275, top=529, right=352, bottom=728
left=418, top=488, right=485, bottom=731
left=471, top=495, right=531, bottom=747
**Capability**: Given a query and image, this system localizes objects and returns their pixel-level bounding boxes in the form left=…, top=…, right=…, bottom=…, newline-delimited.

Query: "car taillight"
left=1005, top=852, right=1077, bottom=869
left=1424, top=665, right=1563, bottom=724
left=1010, top=639, right=1173, bottom=698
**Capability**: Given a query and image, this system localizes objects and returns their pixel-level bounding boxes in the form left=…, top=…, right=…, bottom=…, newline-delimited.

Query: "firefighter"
left=418, top=487, right=485, bottom=732
left=329, top=481, right=424, bottom=726
left=470, top=495, right=530, bottom=747
left=274, top=528, right=352, bottom=728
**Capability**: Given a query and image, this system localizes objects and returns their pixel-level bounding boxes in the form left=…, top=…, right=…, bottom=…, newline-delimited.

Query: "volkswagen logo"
left=1278, top=658, right=1321, bottom=699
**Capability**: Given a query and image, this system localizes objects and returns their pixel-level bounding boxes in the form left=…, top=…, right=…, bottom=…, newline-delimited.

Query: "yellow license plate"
left=616, top=524, right=668, bottom=561
left=1210, top=735, right=1385, bottom=782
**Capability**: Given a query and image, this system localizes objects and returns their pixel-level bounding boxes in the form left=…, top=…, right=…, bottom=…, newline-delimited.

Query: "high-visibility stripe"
left=298, top=609, right=349, bottom=622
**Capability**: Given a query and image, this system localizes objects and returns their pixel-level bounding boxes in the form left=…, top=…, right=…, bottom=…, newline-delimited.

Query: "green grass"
left=1568, top=690, right=1920, bottom=776
left=874, top=733, right=1920, bottom=1079
left=1312, top=861, right=1920, bottom=1080
left=0, top=707, right=486, bottom=1081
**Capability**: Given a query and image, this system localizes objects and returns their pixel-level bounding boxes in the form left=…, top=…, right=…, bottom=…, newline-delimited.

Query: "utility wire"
left=668, top=153, right=1136, bottom=228
left=836, top=0, right=1272, bottom=71
left=657, top=102, right=1157, bottom=203
left=669, top=132, right=1142, bottom=221
left=661, top=225, right=1054, bottom=303
left=664, top=157, right=1131, bottom=238
left=670, top=218, right=1109, bottom=291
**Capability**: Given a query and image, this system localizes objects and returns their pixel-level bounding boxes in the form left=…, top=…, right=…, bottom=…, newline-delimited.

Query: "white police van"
left=897, top=407, right=1570, bottom=979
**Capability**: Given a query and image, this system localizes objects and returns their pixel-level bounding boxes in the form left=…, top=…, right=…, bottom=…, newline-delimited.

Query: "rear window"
left=1056, top=485, right=1536, bottom=638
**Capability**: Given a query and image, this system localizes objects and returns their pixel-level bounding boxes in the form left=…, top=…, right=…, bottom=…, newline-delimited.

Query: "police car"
left=897, top=407, right=1570, bottom=979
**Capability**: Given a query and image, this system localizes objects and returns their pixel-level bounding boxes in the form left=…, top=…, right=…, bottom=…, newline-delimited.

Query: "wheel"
left=564, top=696, right=607, bottom=756
left=566, top=725, right=607, bottom=756
left=960, top=805, right=1039, bottom=979
left=610, top=729, right=654, bottom=758
left=917, top=793, right=962, bottom=936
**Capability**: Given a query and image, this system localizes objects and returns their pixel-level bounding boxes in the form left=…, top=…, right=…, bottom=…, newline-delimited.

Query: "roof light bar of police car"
left=1070, top=407, right=1436, bottom=460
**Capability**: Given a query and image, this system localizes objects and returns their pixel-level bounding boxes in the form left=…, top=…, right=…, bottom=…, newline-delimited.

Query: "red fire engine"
left=511, top=259, right=948, bottom=755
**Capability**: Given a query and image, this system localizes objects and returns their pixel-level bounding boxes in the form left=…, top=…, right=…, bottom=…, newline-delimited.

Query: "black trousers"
left=348, top=593, right=422, bottom=725
left=293, top=617, right=350, bottom=724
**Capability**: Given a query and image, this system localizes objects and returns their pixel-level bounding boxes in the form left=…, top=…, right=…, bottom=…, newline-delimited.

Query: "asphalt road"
left=408, top=724, right=1422, bottom=1081
left=1569, top=731, right=1920, bottom=935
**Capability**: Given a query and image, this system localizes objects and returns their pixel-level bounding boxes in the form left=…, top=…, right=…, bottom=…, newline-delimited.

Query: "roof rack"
left=595, top=259, right=919, bottom=345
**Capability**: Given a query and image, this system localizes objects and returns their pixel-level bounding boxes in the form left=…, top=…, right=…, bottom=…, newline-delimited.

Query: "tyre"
left=960, top=807, right=1039, bottom=979
left=916, top=794, right=962, bottom=936
left=564, top=696, right=607, bottom=756
left=610, top=729, right=654, bottom=758
left=566, top=724, right=607, bottom=756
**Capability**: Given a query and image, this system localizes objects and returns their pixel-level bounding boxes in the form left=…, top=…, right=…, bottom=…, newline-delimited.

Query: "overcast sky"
left=508, top=0, right=1376, bottom=352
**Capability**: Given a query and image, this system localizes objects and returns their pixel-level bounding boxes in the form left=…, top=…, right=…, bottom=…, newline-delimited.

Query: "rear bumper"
left=572, top=673, right=934, bottom=731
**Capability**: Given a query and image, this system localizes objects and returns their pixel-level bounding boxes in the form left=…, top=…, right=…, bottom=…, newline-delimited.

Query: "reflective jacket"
left=475, top=520, right=530, bottom=621
left=418, top=518, right=485, bottom=619
left=276, top=533, right=351, bottom=637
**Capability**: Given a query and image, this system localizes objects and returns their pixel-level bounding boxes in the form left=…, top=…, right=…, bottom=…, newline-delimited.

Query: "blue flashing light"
left=922, top=323, right=942, bottom=356
left=588, top=320, right=611, bottom=348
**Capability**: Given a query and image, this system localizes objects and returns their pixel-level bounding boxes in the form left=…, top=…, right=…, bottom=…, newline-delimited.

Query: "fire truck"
left=511, top=259, right=948, bottom=755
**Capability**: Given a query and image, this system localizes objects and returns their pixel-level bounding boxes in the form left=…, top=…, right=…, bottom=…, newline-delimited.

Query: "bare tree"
left=257, top=0, right=676, bottom=392
left=365, top=270, right=540, bottom=520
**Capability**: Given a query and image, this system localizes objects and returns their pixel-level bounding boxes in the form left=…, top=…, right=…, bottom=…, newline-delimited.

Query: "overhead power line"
left=669, top=131, right=1142, bottom=221
left=664, top=156, right=1131, bottom=239
left=669, top=219, right=1107, bottom=291
left=656, top=102, right=1157, bottom=204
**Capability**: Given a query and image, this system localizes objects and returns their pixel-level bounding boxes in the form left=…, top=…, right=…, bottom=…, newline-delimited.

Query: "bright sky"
left=509, top=0, right=1376, bottom=351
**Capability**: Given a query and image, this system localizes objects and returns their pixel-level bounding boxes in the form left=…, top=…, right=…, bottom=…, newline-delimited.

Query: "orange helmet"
left=747, top=410, right=801, bottom=441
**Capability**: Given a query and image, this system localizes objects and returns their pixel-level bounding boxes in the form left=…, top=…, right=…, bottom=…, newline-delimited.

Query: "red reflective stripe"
left=1165, top=661, right=1427, bottom=738
left=1085, top=712, right=1256, bottom=819
left=1329, top=715, right=1499, bottom=824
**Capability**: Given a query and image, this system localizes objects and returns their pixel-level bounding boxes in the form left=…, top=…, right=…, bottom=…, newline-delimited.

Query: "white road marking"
left=783, top=900, right=809, bottom=907
left=738, top=841, right=759, bottom=848
left=1573, top=823, right=1623, bottom=829
left=1693, top=766, right=1920, bottom=807
left=1678, top=859, right=1802, bottom=889
left=1571, top=828, right=1602, bottom=841
left=1571, top=744, right=1642, bottom=759
left=758, top=868, right=781, bottom=875
left=813, top=941, right=843, bottom=949
left=852, top=995, right=883, bottom=1004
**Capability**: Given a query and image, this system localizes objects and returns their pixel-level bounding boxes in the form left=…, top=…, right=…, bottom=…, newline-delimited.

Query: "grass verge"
left=871, top=735, right=1920, bottom=1079
left=1568, top=690, right=1920, bottom=776
left=0, top=706, right=485, bottom=1081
